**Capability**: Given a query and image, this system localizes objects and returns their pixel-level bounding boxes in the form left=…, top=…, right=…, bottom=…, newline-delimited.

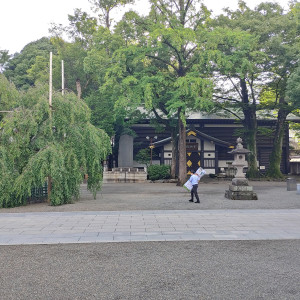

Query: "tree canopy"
left=2, top=0, right=299, bottom=183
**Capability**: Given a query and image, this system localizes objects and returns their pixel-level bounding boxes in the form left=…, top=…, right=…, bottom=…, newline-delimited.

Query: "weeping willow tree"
left=0, top=85, right=111, bottom=207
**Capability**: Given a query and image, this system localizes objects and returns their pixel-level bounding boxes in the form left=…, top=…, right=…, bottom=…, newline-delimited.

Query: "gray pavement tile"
left=151, top=235, right=183, bottom=241
left=180, top=233, right=216, bottom=240
left=128, top=228, right=146, bottom=232
left=0, top=204, right=300, bottom=245
left=212, top=235, right=240, bottom=239
left=113, top=235, right=131, bottom=241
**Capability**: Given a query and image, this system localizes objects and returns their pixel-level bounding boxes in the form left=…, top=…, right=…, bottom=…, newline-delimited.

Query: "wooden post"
left=61, top=60, right=64, bottom=95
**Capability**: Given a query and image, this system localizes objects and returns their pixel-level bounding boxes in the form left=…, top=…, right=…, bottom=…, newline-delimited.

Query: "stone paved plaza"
left=1, top=181, right=300, bottom=245
left=1, top=209, right=300, bottom=245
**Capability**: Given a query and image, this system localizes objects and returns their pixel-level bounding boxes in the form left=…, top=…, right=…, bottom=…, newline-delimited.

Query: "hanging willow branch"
left=0, top=87, right=111, bottom=207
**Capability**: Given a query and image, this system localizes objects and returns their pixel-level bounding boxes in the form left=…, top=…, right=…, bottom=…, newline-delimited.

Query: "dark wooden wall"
left=130, top=119, right=289, bottom=173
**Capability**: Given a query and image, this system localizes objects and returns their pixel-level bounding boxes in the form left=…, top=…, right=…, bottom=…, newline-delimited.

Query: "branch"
left=162, top=39, right=182, bottom=65
left=158, top=101, right=169, bottom=115
left=185, top=0, right=193, bottom=14
left=213, top=95, right=241, bottom=103
left=145, top=54, right=179, bottom=72
left=156, top=0, right=175, bottom=20
left=228, top=76, right=242, bottom=100
left=247, top=75, right=256, bottom=105
left=171, top=0, right=180, bottom=11
left=217, top=105, right=242, bottom=121
left=152, top=107, right=171, bottom=129
left=185, top=45, right=197, bottom=59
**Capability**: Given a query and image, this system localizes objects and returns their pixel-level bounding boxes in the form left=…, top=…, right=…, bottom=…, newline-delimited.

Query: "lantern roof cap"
left=228, top=137, right=251, bottom=154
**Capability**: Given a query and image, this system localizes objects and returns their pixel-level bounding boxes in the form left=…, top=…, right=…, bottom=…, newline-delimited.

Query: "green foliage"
left=135, top=148, right=151, bottom=167
left=0, top=86, right=111, bottom=207
left=0, top=74, right=19, bottom=121
left=148, top=164, right=171, bottom=181
left=4, top=37, right=57, bottom=90
left=287, top=63, right=300, bottom=108
left=90, top=0, right=134, bottom=29
left=51, top=39, right=91, bottom=97
left=0, top=49, right=10, bottom=72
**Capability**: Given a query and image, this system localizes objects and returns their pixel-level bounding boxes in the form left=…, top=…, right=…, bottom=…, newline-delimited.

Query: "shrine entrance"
left=186, top=151, right=201, bottom=175
left=186, top=138, right=200, bottom=175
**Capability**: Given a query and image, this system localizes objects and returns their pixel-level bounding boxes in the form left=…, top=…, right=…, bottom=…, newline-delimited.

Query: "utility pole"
left=62, top=60, right=64, bottom=95
left=48, top=52, right=53, bottom=203
left=49, top=52, right=53, bottom=110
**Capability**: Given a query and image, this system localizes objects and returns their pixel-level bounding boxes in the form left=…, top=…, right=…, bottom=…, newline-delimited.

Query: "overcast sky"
left=0, top=0, right=292, bottom=54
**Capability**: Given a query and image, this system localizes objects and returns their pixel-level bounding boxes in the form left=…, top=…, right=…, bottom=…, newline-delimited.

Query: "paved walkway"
left=1, top=209, right=300, bottom=245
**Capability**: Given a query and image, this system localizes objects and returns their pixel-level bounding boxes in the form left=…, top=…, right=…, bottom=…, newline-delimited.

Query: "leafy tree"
left=207, top=26, right=265, bottom=177
left=84, top=26, right=125, bottom=137
left=0, top=86, right=111, bottom=207
left=262, top=2, right=300, bottom=177
left=50, top=38, right=93, bottom=98
left=286, top=62, right=300, bottom=136
left=3, top=38, right=57, bottom=90
left=49, top=0, right=134, bottom=136
left=211, top=1, right=300, bottom=178
left=135, top=148, right=151, bottom=167
left=102, top=0, right=214, bottom=184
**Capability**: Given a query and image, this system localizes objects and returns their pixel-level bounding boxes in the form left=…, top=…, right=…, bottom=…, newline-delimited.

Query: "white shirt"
left=189, top=174, right=199, bottom=185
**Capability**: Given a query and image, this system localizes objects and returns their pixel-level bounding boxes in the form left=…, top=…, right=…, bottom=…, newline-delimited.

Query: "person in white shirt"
left=188, top=170, right=200, bottom=203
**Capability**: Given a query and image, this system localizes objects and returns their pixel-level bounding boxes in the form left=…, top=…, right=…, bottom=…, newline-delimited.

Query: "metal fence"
left=28, top=182, right=48, bottom=203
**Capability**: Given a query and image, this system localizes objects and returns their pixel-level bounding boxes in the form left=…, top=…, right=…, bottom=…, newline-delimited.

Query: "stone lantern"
left=225, top=138, right=257, bottom=200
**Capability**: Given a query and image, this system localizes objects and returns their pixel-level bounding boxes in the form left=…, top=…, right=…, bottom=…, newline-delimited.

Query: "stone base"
left=228, top=184, right=253, bottom=192
left=231, top=178, right=249, bottom=186
left=103, top=168, right=147, bottom=183
left=225, top=186, right=258, bottom=200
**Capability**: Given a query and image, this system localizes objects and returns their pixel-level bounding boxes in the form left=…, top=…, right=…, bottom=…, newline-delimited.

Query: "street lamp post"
left=146, top=136, right=157, bottom=165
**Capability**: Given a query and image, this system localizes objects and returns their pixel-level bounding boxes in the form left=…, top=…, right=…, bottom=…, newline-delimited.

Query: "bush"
left=148, top=165, right=171, bottom=181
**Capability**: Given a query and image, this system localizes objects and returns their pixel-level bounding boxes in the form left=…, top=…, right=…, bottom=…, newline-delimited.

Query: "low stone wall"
left=103, top=167, right=147, bottom=183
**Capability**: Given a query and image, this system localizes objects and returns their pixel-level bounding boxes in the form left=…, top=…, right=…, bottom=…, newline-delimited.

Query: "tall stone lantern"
left=225, top=138, right=258, bottom=200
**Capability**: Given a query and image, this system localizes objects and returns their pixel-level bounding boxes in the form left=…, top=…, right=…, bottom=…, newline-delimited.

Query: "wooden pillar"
left=215, top=150, right=219, bottom=174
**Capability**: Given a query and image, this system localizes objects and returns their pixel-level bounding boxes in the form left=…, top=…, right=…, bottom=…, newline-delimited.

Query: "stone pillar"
left=118, top=134, right=133, bottom=167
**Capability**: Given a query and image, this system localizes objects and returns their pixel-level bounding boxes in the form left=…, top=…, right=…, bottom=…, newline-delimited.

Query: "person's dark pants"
left=191, top=184, right=200, bottom=202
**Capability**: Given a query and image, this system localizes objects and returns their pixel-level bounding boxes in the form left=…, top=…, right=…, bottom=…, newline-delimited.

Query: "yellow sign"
left=187, top=131, right=196, bottom=136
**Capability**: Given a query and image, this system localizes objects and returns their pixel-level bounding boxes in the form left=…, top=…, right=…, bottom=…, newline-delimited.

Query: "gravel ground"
left=1, top=240, right=300, bottom=300
left=1, top=180, right=300, bottom=213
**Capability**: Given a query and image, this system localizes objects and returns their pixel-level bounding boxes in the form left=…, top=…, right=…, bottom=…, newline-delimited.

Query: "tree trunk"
left=267, top=99, right=290, bottom=178
left=240, top=78, right=259, bottom=177
left=177, top=107, right=187, bottom=185
left=47, top=176, right=52, bottom=203
left=76, top=79, right=82, bottom=99
left=171, top=129, right=178, bottom=179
